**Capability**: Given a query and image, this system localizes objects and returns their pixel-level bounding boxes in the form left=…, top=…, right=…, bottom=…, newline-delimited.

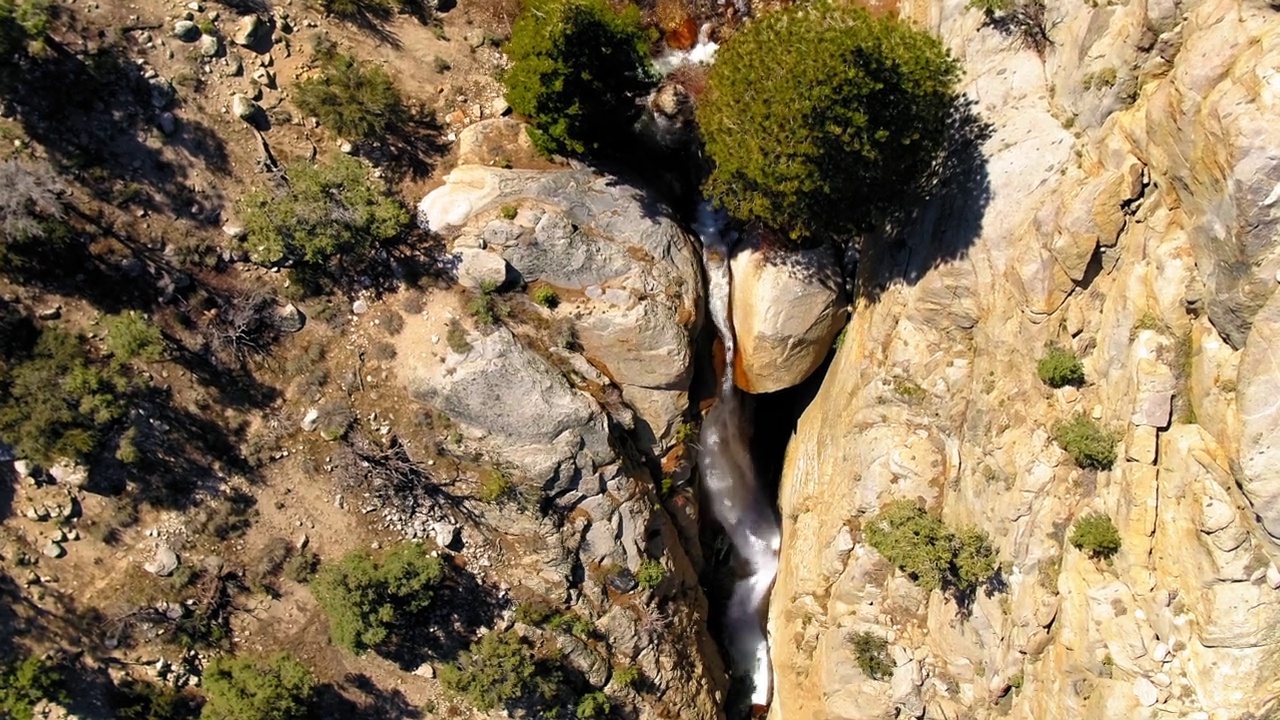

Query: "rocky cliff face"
left=769, top=0, right=1280, bottom=717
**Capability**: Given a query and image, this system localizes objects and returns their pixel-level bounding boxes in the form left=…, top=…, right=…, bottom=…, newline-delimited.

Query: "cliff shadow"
left=855, top=95, right=994, bottom=305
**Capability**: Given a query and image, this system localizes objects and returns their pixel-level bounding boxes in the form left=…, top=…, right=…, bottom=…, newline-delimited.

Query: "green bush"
left=612, top=664, right=639, bottom=688
left=311, top=542, right=444, bottom=654
left=864, top=500, right=996, bottom=594
left=1070, top=512, right=1122, bottom=560
left=200, top=654, right=315, bottom=720
left=1036, top=345, right=1084, bottom=388
left=104, top=312, right=165, bottom=363
left=294, top=53, right=405, bottom=142
left=1053, top=414, right=1118, bottom=470
left=531, top=285, right=559, bottom=309
left=0, top=653, right=68, bottom=720
left=636, top=559, right=665, bottom=591
left=111, top=676, right=198, bottom=720
left=240, top=155, right=408, bottom=269
left=697, top=2, right=959, bottom=241
left=849, top=631, right=892, bottom=681
left=575, top=691, right=610, bottom=718
left=0, top=0, right=50, bottom=61
left=0, top=327, right=130, bottom=463
left=478, top=468, right=511, bottom=502
left=503, top=0, right=656, bottom=156
left=440, top=631, right=555, bottom=711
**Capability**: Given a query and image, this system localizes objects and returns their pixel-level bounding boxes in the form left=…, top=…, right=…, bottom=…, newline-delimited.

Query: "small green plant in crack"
left=893, top=378, right=926, bottom=402
left=850, top=631, right=892, bottom=681
left=499, top=204, right=518, bottom=220
left=467, top=281, right=500, bottom=326
left=1053, top=414, right=1118, bottom=469
left=1036, top=344, right=1084, bottom=388
left=532, top=285, right=559, bottom=308
left=478, top=468, right=512, bottom=503
left=1069, top=512, right=1122, bottom=560
left=636, top=559, right=666, bottom=591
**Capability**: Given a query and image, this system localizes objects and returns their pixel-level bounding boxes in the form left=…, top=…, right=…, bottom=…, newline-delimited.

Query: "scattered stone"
left=1134, top=677, right=1159, bottom=707
left=172, top=20, right=200, bottom=42
left=337, top=139, right=355, bottom=154
left=454, top=248, right=512, bottom=289
left=143, top=544, right=180, bottom=577
left=48, top=462, right=89, bottom=487
left=351, top=299, right=369, bottom=315
left=198, top=33, right=220, bottom=58
left=232, top=15, right=262, bottom=47
left=51, top=528, right=66, bottom=543
left=150, top=78, right=175, bottom=109
left=157, top=111, right=177, bottom=135
left=42, top=541, right=65, bottom=559
left=301, top=408, right=320, bottom=432
left=25, top=506, right=46, bottom=521
left=224, top=53, right=244, bottom=77
left=222, top=224, right=247, bottom=240
left=251, top=66, right=275, bottom=88
left=606, top=568, right=638, bottom=593
left=67, top=528, right=80, bottom=541
left=277, top=303, right=305, bottom=332
left=13, top=459, right=33, bottom=478
left=432, top=522, right=459, bottom=548
left=231, top=94, right=261, bottom=122
left=36, top=305, right=61, bottom=320
left=296, top=534, right=309, bottom=551
left=413, top=663, right=435, bottom=678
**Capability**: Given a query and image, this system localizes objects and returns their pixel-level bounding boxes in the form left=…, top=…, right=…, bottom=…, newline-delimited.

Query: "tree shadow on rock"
left=374, top=563, right=504, bottom=669
left=313, top=673, right=423, bottom=720
left=856, top=95, right=994, bottom=305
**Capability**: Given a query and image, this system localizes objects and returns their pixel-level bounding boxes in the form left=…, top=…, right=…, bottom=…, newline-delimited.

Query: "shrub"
left=1053, top=414, right=1118, bottom=470
left=104, top=312, right=166, bottom=363
left=200, top=653, right=315, bottom=720
left=576, top=691, right=610, bottom=718
left=0, top=158, right=67, bottom=270
left=499, top=204, right=518, bottom=220
left=531, top=285, right=559, bottom=308
left=612, top=664, right=639, bottom=688
left=1037, top=345, right=1084, bottom=388
left=0, top=0, right=50, bottom=61
left=284, top=549, right=320, bottom=583
left=311, top=543, right=444, bottom=654
left=466, top=282, right=499, bottom=326
left=439, top=631, right=552, bottom=711
left=0, top=653, right=68, bottom=720
left=697, top=2, right=959, bottom=241
left=503, top=0, right=657, bottom=156
left=0, top=328, right=130, bottom=463
left=850, top=631, right=892, bottom=681
left=1070, top=512, right=1122, bottom=560
left=111, top=676, right=198, bottom=720
left=636, top=559, right=665, bottom=590
left=864, top=500, right=996, bottom=594
left=294, top=53, right=405, bottom=142
left=240, top=155, right=409, bottom=268
left=478, top=468, right=511, bottom=502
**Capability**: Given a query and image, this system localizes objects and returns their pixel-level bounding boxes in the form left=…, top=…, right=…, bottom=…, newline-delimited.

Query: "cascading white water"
left=696, top=203, right=780, bottom=712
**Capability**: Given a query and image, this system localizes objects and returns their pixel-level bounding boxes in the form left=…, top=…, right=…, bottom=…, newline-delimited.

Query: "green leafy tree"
left=311, top=542, right=444, bottom=654
left=439, top=631, right=554, bottom=711
left=240, top=155, right=408, bottom=268
left=0, top=653, right=68, bottom=720
left=697, top=2, right=960, bottom=241
left=864, top=500, right=996, bottom=594
left=200, top=654, right=315, bottom=720
left=103, top=312, right=165, bottom=363
left=294, top=53, right=405, bottom=142
left=503, top=0, right=657, bottom=156
left=1070, top=512, right=1122, bottom=560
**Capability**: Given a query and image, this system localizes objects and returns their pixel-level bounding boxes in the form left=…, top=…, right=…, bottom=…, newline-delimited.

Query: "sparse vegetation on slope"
left=1037, top=344, right=1085, bottom=388
left=294, top=52, right=405, bottom=142
left=200, top=653, right=315, bottom=720
left=1053, top=414, right=1118, bottom=469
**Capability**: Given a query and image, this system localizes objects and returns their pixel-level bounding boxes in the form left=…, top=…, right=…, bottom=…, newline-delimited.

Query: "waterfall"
left=696, top=203, right=780, bottom=713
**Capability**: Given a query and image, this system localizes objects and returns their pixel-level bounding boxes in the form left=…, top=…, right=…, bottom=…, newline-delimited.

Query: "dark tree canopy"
left=311, top=542, right=444, bottom=655
left=503, top=0, right=657, bottom=156
left=697, top=2, right=961, bottom=241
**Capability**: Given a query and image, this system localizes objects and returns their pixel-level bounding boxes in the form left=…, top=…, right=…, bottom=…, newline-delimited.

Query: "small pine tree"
left=240, top=155, right=408, bottom=268
left=439, top=631, right=550, bottom=711
left=503, top=0, right=657, bottom=156
left=294, top=53, right=405, bottom=142
left=103, top=312, right=165, bottom=363
left=311, top=543, right=444, bottom=654
left=0, top=653, right=68, bottom=720
left=849, top=632, right=892, bottom=681
left=200, top=654, right=315, bottom=720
